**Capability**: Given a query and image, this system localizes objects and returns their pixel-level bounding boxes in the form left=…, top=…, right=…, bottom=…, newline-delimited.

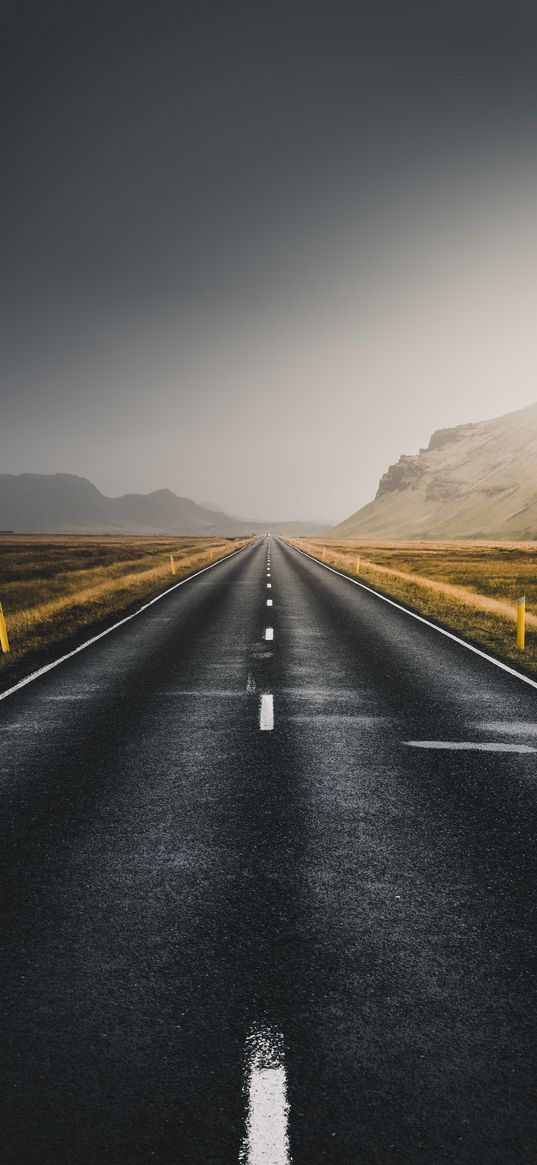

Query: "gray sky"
left=2, top=1, right=537, bottom=522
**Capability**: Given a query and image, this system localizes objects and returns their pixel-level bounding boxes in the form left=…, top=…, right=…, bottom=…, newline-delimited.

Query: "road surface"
left=2, top=536, right=537, bottom=1163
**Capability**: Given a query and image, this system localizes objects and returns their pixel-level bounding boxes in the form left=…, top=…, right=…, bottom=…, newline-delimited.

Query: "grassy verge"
left=0, top=535, right=251, bottom=692
left=289, top=538, right=537, bottom=678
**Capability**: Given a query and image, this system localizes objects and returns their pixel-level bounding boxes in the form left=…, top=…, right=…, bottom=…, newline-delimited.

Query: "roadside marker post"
left=517, top=595, right=526, bottom=650
left=170, top=554, right=176, bottom=576
left=356, top=557, right=360, bottom=573
left=0, top=603, right=10, bottom=653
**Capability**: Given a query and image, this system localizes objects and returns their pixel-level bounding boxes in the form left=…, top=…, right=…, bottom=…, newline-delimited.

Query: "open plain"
left=0, top=535, right=248, bottom=690
left=292, top=539, right=537, bottom=678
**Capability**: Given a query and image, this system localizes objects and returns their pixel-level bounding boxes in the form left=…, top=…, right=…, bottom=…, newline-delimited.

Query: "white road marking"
left=264, top=628, right=274, bottom=641
left=292, top=543, right=537, bottom=693
left=159, top=689, right=242, bottom=697
left=405, top=740, right=537, bottom=753
left=260, top=694, right=274, bottom=730
left=239, top=1024, right=290, bottom=1165
left=0, top=542, right=253, bottom=703
left=267, top=584, right=272, bottom=589
left=0, top=722, right=40, bottom=732
left=476, top=720, right=537, bottom=735
left=267, top=599, right=273, bottom=607
left=42, top=693, right=95, bottom=701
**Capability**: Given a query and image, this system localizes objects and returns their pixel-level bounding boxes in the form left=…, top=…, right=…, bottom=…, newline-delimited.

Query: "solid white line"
left=267, top=599, right=273, bottom=606
left=405, top=740, right=536, bottom=753
left=0, top=542, right=253, bottom=703
left=260, top=693, right=274, bottom=730
left=265, top=627, right=274, bottom=641
left=289, top=543, right=537, bottom=693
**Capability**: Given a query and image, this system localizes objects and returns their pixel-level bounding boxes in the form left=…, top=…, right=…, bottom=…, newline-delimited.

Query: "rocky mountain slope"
left=332, top=401, right=537, bottom=540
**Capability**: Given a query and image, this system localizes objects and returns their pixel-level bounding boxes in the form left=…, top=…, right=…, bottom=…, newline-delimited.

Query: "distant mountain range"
left=332, top=401, right=537, bottom=540
left=0, top=474, right=330, bottom=536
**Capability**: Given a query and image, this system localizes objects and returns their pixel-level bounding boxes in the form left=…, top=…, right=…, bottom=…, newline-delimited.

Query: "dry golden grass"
left=0, top=534, right=250, bottom=689
left=290, top=537, right=537, bottom=676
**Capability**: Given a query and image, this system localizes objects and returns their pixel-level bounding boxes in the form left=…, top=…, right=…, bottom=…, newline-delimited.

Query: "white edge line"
left=288, top=542, right=537, bottom=692
left=0, top=541, right=254, bottom=703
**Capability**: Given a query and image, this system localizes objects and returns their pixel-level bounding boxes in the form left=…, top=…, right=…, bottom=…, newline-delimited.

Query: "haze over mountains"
left=0, top=475, right=330, bottom=537
left=332, top=401, right=537, bottom=540
left=6, top=400, right=537, bottom=540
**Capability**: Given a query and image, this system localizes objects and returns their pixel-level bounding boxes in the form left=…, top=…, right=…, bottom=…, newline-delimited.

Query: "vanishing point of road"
left=2, top=537, right=537, bottom=1163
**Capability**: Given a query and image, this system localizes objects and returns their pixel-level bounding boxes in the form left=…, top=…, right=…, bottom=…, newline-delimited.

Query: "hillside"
left=0, top=474, right=330, bottom=536
left=332, top=401, right=537, bottom=540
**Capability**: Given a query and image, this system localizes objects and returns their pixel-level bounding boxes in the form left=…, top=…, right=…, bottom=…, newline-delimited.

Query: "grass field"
left=0, top=534, right=250, bottom=691
left=290, top=538, right=537, bottom=679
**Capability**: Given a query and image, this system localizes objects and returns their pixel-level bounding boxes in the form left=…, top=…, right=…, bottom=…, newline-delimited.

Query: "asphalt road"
left=2, top=536, right=537, bottom=1163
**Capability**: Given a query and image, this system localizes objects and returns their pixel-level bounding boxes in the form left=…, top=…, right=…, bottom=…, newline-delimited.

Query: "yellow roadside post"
left=0, top=602, right=10, bottom=653
left=517, top=595, right=526, bottom=650
left=356, top=557, right=360, bottom=573
left=170, top=554, right=176, bottom=575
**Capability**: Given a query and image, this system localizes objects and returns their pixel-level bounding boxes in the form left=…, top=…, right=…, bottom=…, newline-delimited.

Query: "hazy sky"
left=2, top=1, right=537, bottom=521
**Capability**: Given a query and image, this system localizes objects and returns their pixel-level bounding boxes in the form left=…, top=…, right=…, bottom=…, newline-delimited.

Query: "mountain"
left=331, top=401, right=537, bottom=540
left=0, top=474, right=330, bottom=536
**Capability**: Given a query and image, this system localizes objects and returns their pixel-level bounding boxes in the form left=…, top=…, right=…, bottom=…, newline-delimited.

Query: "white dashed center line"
left=264, top=628, right=274, bottom=641
left=267, top=599, right=273, bottom=606
left=267, top=583, right=272, bottom=589
left=259, top=694, right=274, bottom=731
left=239, top=1024, right=289, bottom=1162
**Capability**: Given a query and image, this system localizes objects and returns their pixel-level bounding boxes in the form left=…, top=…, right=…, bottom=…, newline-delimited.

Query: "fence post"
left=0, top=602, right=10, bottom=653
left=517, top=595, right=526, bottom=650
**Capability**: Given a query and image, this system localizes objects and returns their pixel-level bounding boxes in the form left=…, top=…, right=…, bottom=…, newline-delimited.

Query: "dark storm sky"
left=2, top=1, right=537, bottom=520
